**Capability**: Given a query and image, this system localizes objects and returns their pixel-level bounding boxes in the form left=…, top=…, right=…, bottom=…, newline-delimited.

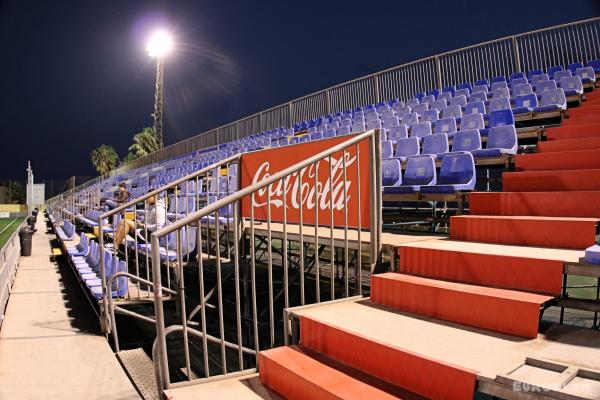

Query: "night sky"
left=1, top=1, right=598, bottom=181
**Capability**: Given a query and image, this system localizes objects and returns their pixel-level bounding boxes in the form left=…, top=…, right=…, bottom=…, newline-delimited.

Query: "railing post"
left=373, top=74, right=381, bottom=103
left=151, top=233, right=171, bottom=390
left=98, top=217, right=110, bottom=334
left=325, top=89, right=331, bottom=115
left=288, top=101, right=293, bottom=127
left=435, top=56, right=443, bottom=89
left=512, top=36, right=522, bottom=72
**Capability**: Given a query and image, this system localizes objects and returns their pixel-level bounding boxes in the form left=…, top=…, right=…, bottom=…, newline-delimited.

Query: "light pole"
left=146, top=31, right=173, bottom=148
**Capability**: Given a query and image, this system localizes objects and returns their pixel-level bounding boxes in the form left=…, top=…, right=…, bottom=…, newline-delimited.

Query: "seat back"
left=449, top=95, right=467, bottom=108
left=576, top=66, right=596, bottom=82
left=437, top=153, right=476, bottom=188
left=410, top=121, right=432, bottom=139
left=388, top=125, right=408, bottom=142
left=426, top=89, right=440, bottom=98
left=381, top=159, right=402, bottom=186
left=472, top=85, right=488, bottom=94
left=406, top=98, right=420, bottom=108
left=553, top=70, right=572, bottom=81
left=434, top=117, right=457, bottom=135
left=460, top=113, right=485, bottom=130
left=420, top=95, right=435, bottom=105
left=442, top=86, right=456, bottom=96
left=512, top=83, right=533, bottom=97
left=560, top=76, right=583, bottom=93
left=382, top=116, right=400, bottom=129
left=431, top=99, right=447, bottom=111
left=490, top=81, right=508, bottom=92
left=474, top=79, right=489, bottom=87
left=464, top=101, right=485, bottom=115
left=468, top=92, right=487, bottom=103
left=531, top=73, right=549, bottom=87
left=402, top=112, right=419, bottom=125
left=515, top=93, right=538, bottom=109
left=489, top=97, right=511, bottom=112
left=510, top=72, right=526, bottom=81
left=422, top=133, right=448, bottom=156
left=536, top=79, right=557, bottom=92
left=547, top=65, right=563, bottom=77
left=487, top=125, right=517, bottom=154
left=567, top=62, right=584, bottom=74
left=443, top=105, right=463, bottom=119
left=437, top=92, right=452, bottom=102
left=452, top=129, right=482, bottom=152
left=381, top=140, right=394, bottom=159
left=539, top=88, right=567, bottom=109
left=420, top=109, right=439, bottom=123
left=395, top=137, right=420, bottom=158
left=527, top=69, right=544, bottom=80
left=454, top=88, right=470, bottom=98
left=510, top=77, right=528, bottom=86
left=403, top=156, right=436, bottom=186
left=492, top=87, right=510, bottom=99
left=488, top=109, right=515, bottom=128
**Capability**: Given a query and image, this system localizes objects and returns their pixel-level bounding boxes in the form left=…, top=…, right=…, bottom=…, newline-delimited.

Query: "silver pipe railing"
left=0, top=219, right=26, bottom=331
left=97, top=154, right=241, bottom=334
left=150, top=129, right=381, bottom=391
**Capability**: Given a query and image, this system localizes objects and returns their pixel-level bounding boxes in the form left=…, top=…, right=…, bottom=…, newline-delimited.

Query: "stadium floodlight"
left=146, top=30, right=173, bottom=58
left=146, top=30, right=173, bottom=147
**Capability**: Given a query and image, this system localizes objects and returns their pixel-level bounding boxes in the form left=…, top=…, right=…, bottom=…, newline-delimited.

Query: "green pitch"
left=0, top=218, right=24, bottom=249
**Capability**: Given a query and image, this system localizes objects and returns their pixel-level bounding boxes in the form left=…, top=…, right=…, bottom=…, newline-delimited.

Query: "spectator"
left=113, top=191, right=165, bottom=246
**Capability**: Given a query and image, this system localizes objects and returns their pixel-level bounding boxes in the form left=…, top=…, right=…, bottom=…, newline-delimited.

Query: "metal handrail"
left=150, top=129, right=381, bottom=390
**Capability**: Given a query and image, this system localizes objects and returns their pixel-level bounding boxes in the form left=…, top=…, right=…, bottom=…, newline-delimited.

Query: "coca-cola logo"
left=251, top=152, right=356, bottom=211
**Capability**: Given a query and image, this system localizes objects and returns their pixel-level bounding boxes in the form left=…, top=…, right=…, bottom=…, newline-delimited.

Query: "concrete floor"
left=0, top=217, right=140, bottom=400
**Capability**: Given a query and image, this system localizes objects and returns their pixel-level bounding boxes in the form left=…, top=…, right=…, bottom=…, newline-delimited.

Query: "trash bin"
left=27, top=216, right=36, bottom=230
left=19, top=228, right=33, bottom=256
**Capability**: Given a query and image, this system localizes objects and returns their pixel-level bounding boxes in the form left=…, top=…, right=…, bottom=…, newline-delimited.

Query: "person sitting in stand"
left=115, top=183, right=130, bottom=204
left=113, top=191, right=166, bottom=246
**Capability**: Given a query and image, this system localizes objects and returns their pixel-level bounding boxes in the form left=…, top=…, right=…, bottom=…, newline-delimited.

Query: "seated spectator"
left=113, top=191, right=165, bottom=246
left=115, top=183, right=130, bottom=204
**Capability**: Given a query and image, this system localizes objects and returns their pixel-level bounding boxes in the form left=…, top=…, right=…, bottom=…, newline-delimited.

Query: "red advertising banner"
left=240, top=135, right=372, bottom=229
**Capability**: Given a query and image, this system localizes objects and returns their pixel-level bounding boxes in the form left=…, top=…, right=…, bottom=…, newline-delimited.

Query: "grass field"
left=0, top=218, right=24, bottom=249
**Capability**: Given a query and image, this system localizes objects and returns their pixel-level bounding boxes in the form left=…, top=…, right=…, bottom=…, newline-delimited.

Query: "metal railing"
left=0, top=220, right=25, bottom=331
left=94, top=17, right=599, bottom=177
left=97, top=154, right=241, bottom=332
left=149, top=130, right=381, bottom=391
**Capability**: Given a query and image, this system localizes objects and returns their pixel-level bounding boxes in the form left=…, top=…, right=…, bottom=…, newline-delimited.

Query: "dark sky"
left=1, top=1, right=598, bottom=181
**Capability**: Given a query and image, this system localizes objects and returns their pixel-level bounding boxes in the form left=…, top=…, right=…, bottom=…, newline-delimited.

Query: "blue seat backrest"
left=396, top=106, right=412, bottom=117
left=406, top=98, right=420, bottom=108
left=442, top=86, right=456, bottom=96
left=588, top=59, right=600, bottom=71
left=434, top=117, right=456, bottom=135
left=454, top=89, right=470, bottom=99
left=443, top=105, right=463, bottom=119
left=437, top=92, right=452, bottom=102
left=395, top=137, right=420, bottom=158
left=421, top=109, right=439, bottom=123
left=491, top=76, right=506, bottom=84
left=488, top=109, right=514, bottom=128
left=465, top=101, right=485, bottom=115
left=469, top=92, right=487, bottom=103
left=452, top=129, right=481, bottom=152
left=431, top=99, right=447, bottom=111
left=381, top=140, right=394, bottom=158
left=337, top=126, right=351, bottom=136
left=539, top=88, right=566, bottom=108
left=388, top=125, right=408, bottom=141
left=576, top=66, right=595, bottom=81
left=490, top=81, right=508, bottom=92
left=438, top=153, right=475, bottom=185
left=324, top=129, right=336, bottom=138
left=456, top=82, right=473, bottom=93
left=553, top=70, right=572, bottom=81
left=422, top=133, right=448, bottom=155
left=474, top=79, right=489, bottom=87
left=448, top=95, right=467, bottom=108
left=472, top=85, right=488, bottom=94
left=402, top=113, right=419, bottom=125
left=487, top=125, right=517, bottom=152
left=410, top=121, right=432, bottom=138
left=412, top=103, right=429, bottom=116
left=421, top=95, right=435, bottom=105
left=382, top=116, right=400, bottom=128
left=426, top=89, right=440, bottom=97
left=515, top=93, right=538, bottom=109
left=510, top=77, right=528, bottom=87
left=548, top=65, right=563, bottom=77
left=382, top=159, right=402, bottom=186
left=403, top=156, right=436, bottom=186
left=512, top=83, right=533, bottom=97
left=527, top=69, right=544, bottom=80
left=489, top=97, right=511, bottom=112
left=510, top=72, right=525, bottom=81
left=531, top=74, right=549, bottom=86
left=461, top=113, right=485, bottom=130
left=536, top=80, right=557, bottom=92
left=567, top=62, right=584, bottom=74
left=492, top=87, right=510, bottom=99
left=311, top=132, right=323, bottom=141
left=560, top=76, right=583, bottom=91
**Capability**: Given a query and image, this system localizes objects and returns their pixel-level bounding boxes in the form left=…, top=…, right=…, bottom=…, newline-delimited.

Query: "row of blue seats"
left=57, top=220, right=75, bottom=241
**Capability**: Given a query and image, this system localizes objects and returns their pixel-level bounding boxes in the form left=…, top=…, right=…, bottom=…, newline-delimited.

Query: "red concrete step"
left=515, top=149, right=600, bottom=171
left=450, top=215, right=597, bottom=250
left=300, top=315, right=477, bottom=399
left=371, top=273, right=553, bottom=338
left=259, top=346, right=409, bottom=400
left=469, top=191, right=600, bottom=218
left=538, top=137, right=600, bottom=153
left=503, top=169, right=600, bottom=192
left=567, top=105, right=600, bottom=119
left=563, top=116, right=600, bottom=126
left=546, top=123, right=600, bottom=141
left=398, top=241, right=564, bottom=294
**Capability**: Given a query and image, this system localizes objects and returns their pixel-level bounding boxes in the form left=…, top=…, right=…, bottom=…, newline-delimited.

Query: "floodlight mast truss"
left=153, top=56, right=165, bottom=148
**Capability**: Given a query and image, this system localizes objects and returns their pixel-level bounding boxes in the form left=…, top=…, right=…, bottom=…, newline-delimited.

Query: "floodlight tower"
left=146, top=31, right=173, bottom=148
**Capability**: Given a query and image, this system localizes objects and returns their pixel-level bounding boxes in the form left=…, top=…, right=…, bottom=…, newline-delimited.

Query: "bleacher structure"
left=45, top=18, right=600, bottom=399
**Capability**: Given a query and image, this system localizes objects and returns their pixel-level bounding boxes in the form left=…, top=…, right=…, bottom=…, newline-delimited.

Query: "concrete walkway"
left=0, top=217, right=139, bottom=399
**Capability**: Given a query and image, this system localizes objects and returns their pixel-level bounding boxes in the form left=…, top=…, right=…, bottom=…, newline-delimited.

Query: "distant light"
left=146, top=31, right=173, bottom=58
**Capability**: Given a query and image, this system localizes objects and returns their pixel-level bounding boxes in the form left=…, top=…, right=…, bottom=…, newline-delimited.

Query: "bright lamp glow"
left=146, top=31, right=173, bottom=58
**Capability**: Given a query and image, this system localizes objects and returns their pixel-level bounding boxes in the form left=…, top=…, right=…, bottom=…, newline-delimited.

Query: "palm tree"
left=129, top=127, right=162, bottom=159
left=90, top=145, right=119, bottom=176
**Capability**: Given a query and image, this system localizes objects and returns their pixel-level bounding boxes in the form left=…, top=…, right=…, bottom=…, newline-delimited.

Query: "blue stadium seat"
left=431, top=99, right=447, bottom=111
left=337, top=126, right=351, bottom=136
left=512, top=83, right=533, bottom=97
left=388, top=125, right=408, bottom=142
left=410, top=121, right=432, bottom=139
left=367, top=119, right=382, bottom=130
left=395, top=106, right=412, bottom=118
left=324, top=128, right=337, bottom=138
left=422, top=133, right=449, bottom=156
left=585, top=245, right=600, bottom=265
left=442, top=85, right=456, bottom=96
left=382, top=159, right=402, bottom=187
left=351, top=119, right=366, bottom=134
left=553, top=70, right=572, bottom=81
left=456, top=82, right=473, bottom=93
left=491, top=86, right=510, bottom=99
left=567, top=62, right=584, bottom=74
left=415, top=92, right=426, bottom=100
left=468, top=92, right=487, bottom=103
left=443, top=105, right=463, bottom=120
left=464, top=101, right=485, bottom=115
left=412, top=103, right=429, bottom=116
left=426, top=89, right=440, bottom=98
left=491, top=76, right=506, bottom=84
left=530, top=73, right=549, bottom=87
left=389, top=98, right=402, bottom=107
left=527, top=69, right=544, bottom=80
left=475, top=79, right=490, bottom=87
left=547, top=65, right=563, bottom=77
left=433, top=117, right=457, bottom=136
left=382, top=116, right=400, bottom=129
left=420, top=153, right=476, bottom=194
left=559, top=76, right=583, bottom=96
left=451, top=129, right=482, bottom=153
left=489, top=97, right=511, bottom=112
left=510, top=77, right=528, bottom=87
left=393, top=137, right=420, bottom=161
left=588, top=59, right=600, bottom=74
left=490, top=81, right=508, bottom=92
left=392, top=102, right=406, bottom=113
left=448, top=95, right=467, bottom=108
left=488, top=109, right=514, bottom=128
left=534, top=88, right=567, bottom=112
left=536, top=79, right=557, bottom=93
left=420, top=109, right=439, bottom=123
left=509, top=72, right=525, bottom=81
left=383, top=155, right=436, bottom=194
left=472, top=125, right=517, bottom=157
left=454, top=88, right=470, bottom=99
left=421, top=95, right=435, bottom=105
left=381, top=140, right=394, bottom=158
left=460, top=113, right=485, bottom=130
left=310, top=132, right=323, bottom=140
left=576, top=66, right=596, bottom=84
left=406, top=98, right=420, bottom=108
left=437, top=92, right=452, bottom=102
left=402, top=112, right=419, bottom=125
left=472, top=84, right=488, bottom=94
left=513, top=94, right=538, bottom=115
